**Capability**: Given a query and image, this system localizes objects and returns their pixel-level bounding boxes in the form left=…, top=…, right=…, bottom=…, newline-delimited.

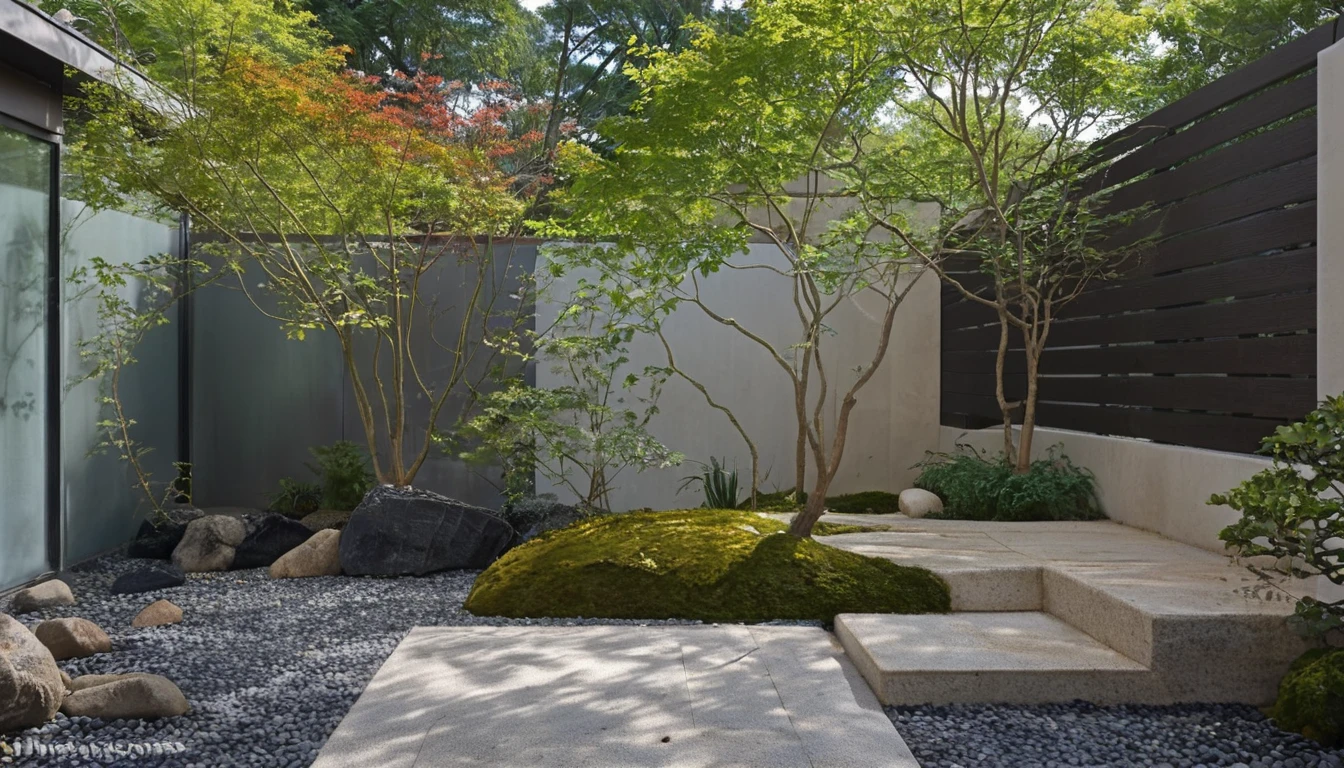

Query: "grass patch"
left=814, top=521, right=891, bottom=535
left=464, top=509, right=949, bottom=623
left=740, top=489, right=902, bottom=514
left=914, top=444, right=1104, bottom=521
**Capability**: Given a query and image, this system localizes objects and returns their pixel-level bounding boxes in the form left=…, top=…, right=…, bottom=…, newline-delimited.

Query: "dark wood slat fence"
left=939, top=20, right=1340, bottom=454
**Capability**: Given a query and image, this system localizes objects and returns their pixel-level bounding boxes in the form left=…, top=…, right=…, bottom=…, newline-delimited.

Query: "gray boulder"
left=110, top=564, right=186, bottom=595
left=500, top=497, right=590, bottom=546
left=232, top=514, right=316, bottom=570
left=8, top=580, right=74, bottom=614
left=127, top=506, right=205, bottom=560
left=172, top=515, right=247, bottom=573
left=338, top=486, right=512, bottom=576
left=0, top=614, right=63, bottom=732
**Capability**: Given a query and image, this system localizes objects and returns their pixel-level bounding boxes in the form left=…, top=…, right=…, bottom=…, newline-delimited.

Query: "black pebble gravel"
left=889, top=701, right=1344, bottom=768
left=1, top=554, right=706, bottom=767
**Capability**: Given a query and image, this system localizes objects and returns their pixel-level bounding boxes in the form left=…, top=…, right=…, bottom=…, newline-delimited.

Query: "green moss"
left=465, top=509, right=950, bottom=623
left=738, top=489, right=902, bottom=514
left=1272, top=648, right=1344, bottom=746
left=814, top=522, right=891, bottom=535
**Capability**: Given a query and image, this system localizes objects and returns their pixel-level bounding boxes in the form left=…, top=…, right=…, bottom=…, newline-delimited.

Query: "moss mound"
left=464, top=509, right=949, bottom=623
left=813, top=521, right=891, bottom=535
left=1272, top=648, right=1344, bottom=746
left=742, top=490, right=902, bottom=514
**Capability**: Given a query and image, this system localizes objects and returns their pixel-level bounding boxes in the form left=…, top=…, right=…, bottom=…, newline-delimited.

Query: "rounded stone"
left=59, top=674, right=189, bottom=720
left=8, top=580, right=75, bottom=614
left=132, top=599, right=184, bottom=628
left=33, top=617, right=112, bottom=661
left=172, top=515, right=247, bottom=572
left=0, top=613, right=63, bottom=732
left=269, top=529, right=343, bottom=579
left=898, top=488, right=943, bottom=519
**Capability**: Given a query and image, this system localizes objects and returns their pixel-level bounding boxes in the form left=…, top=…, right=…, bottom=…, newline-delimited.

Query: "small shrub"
left=739, top=489, right=900, bottom=514
left=1272, top=648, right=1344, bottom=746
left=825, top=491, right=902, bottom=515
left=269, top=478, right=322, bottom=518
left=308, top=441, right=375, bottom=511
left=914, top=444, right=1103, bottom=521
left=1213, top=395, right=1344, bottom=638
left=680, top=457, right=740, bottom=509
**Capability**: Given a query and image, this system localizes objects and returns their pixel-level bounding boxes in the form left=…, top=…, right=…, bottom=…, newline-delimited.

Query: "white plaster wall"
left=536, top=242, right=942, bottom=512
left=1318, top=38, right=1344, bottom=606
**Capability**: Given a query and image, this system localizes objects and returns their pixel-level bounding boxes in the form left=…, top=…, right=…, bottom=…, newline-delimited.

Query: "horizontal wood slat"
left=1088, top=22, right=1338, bottom=166
left=1099, top=116, right=1316, bottom=215
left=944, top=291, right=1314, bottom=351
left=1089, top=73, right=1316, bottom=197
left=940, top=23, right=1328, bottom=453
left=941, top=335, right=1316, bottom=376
left=943, top=372, right=1314, bottom=419
left=941, top=393, right=1284, bottom=454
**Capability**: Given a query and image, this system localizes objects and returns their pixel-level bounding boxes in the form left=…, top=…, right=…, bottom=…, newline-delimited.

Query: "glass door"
left=0, top=123, right=53, bottom=588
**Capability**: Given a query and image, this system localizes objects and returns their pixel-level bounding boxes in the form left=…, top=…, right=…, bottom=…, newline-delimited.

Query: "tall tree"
left=545, top=0, right=927, bottom=537
left=861, top=0, right=1155, bottom=472
left=68, top=0, right=548, bottom=487
left=301, top=0, right=543, bottom=84
left=536, top=0, right=744, bottom=152
left=1146, top=0, right=1343, bottom=109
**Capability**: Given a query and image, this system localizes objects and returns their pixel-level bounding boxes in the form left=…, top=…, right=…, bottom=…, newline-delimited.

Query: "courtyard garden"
left=3, top=0, right=1344, bottom=765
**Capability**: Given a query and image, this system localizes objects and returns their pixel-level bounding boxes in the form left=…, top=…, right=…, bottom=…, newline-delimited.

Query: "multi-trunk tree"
left=545, top=0, right=931, bottom=537
left=859, top=0, right=1156, bottom=473
left=69, top=0, right=549, bottom=487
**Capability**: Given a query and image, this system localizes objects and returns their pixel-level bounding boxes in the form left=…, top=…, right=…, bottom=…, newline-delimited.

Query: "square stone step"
left=835, top=612, right=1157, bottom=706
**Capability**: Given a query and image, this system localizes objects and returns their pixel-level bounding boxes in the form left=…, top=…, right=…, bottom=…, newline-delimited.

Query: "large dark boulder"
left=126, top=507, right=205, bottom=560
left=232, top=514, right=316, bottom=570
left=110, top=564, right=186, bottom=595
left=338, top=486, right=512, bottom=576
left=499, top=497, right=590, bottom=547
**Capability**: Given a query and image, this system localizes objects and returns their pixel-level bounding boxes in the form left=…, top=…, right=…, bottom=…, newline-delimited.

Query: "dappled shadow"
left=311, top=625, right=916, bottom=768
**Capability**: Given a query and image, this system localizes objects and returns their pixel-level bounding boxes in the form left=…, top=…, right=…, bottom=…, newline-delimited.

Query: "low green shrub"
left=1272, top=648, right=1344, bottom=746
left=308, top=441, right=375, bottom=511
left=739, top=489, right=901, bottom=514
left=1214, top=395, right=1344, bottom=638
left=465, top=509, right=949, bottom=623
left=914, top=444, right=1103, bottom=521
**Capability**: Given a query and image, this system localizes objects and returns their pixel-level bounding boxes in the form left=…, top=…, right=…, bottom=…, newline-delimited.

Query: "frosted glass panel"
left=61, top=203, right=181, bottom=563
left=0, top=126, right=51, bottom=588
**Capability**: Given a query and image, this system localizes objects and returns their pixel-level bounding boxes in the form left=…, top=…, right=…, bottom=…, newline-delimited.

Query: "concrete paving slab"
left=312, top=625, right=920, bottom=768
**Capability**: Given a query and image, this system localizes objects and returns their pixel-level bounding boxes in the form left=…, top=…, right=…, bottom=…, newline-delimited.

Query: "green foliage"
left=1271, top=648, right=1344, bottom=746
left=740, top=490, right=900, bottom=515
left=825, top=491, right=902, bottom=516
left=813, top=522, right=891, bottom=536
left=1213, top=396, right=1344, bottom=638
left=915, top=444, right=1104, bottom=522
left=307, top=441, right=375, bottom=511
left=464, top=509, right=950, bottom=622
left=269, top=478, right=323, bottom=519
left=68, top=253, right=216, bottom=524
left=1145, top=0, right=1342, bottom=112
left=680, top=457, right=739, bottom=509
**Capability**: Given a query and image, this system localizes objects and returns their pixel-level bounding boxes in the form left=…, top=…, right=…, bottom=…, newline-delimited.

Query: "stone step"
left=835, top=612, right=1154, bottom=706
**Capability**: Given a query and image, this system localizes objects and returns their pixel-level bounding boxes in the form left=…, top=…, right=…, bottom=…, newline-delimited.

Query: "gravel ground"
left=889, top=702, right=1344, bottom=768
left=1, top=553, right=708, bottom=767
left=5, top=553, right=1341, bottom=768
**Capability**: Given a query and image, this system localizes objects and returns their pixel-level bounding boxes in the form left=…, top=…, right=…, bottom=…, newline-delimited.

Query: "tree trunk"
left=788, top=477, right=831, bottom=537
left=993, top=308, right=1015, bottom=464
left=1016, top=339, right=1041, bottom=474
left=793, top=382, right=808, bottom=502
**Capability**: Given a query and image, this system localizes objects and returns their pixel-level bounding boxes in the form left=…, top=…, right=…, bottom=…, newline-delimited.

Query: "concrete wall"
left=191, top=241, right=536, bottom=511
left=536, top=241, right=942, bottom=512
left=1318, top=37, right=1344, bottom=606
